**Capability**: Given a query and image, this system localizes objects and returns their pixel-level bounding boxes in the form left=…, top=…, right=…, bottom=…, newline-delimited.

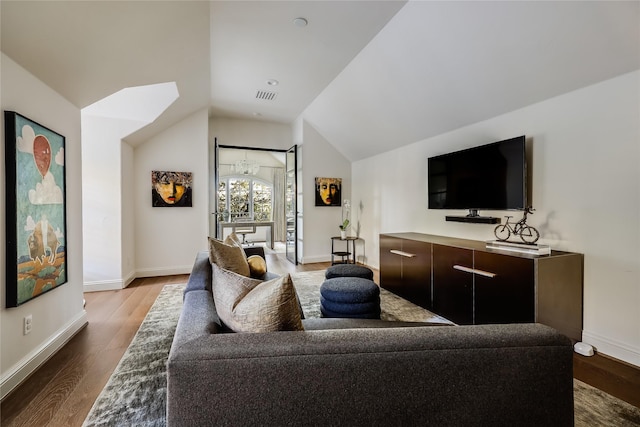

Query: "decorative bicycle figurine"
left=494, top=207, right=540, bottom=244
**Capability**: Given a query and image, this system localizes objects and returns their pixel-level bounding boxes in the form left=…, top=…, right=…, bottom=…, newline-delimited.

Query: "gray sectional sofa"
left=167, top=251, right=575, bottom=426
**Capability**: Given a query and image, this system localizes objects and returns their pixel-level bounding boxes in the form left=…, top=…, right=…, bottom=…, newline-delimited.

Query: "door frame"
left=285, top=144, right=298, bottom=265
left=214, top=141, right=297, bottom=264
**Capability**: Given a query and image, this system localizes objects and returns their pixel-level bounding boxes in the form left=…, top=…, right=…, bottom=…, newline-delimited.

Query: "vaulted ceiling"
left=2, top=1, right=638, bottom=161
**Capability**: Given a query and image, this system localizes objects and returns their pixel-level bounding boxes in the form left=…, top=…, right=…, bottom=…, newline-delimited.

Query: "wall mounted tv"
left=428, top=135, right=527, bottom=219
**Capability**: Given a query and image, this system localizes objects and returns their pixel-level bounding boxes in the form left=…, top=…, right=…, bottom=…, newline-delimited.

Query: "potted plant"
left=339, top=219, right=350, bottom=239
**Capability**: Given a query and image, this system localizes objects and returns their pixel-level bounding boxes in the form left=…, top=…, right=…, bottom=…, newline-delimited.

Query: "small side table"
left=331, top=236, right=358, bottom=265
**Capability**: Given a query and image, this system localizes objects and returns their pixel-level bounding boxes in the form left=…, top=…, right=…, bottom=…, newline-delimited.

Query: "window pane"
left=229, top=178, right=250, bottom=220
left=217, top=181, right=227, bottom=214
left=253, top=181, right=272, bottom=221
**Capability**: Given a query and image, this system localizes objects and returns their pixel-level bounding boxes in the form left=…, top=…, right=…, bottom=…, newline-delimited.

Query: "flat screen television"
left=428, top=135, right=527, bottom=217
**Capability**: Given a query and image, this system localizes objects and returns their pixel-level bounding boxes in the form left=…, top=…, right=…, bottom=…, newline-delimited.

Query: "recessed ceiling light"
left=266, top=79, right=279, bottom=86
left=293, top=17, right=308, bottom=28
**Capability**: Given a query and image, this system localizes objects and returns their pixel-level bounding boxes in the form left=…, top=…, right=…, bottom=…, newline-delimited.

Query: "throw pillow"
left=224, top=231, right=243, bottom=248
left=211, top=263, right=304, bottom=333
left=208, top=237, right=250, bottom=277
left=247, top=255, right=267, bottom=278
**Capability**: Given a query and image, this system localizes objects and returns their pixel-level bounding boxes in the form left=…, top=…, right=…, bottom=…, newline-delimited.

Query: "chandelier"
left=232, top=159, right=260, bottom=175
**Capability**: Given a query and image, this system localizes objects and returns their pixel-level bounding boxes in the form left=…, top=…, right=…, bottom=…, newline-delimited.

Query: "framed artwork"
left=151, top=171, right=193, bottom=207
left=315, top=177, right=342, bottom=206
left=4, top=111, right=68, bottom=307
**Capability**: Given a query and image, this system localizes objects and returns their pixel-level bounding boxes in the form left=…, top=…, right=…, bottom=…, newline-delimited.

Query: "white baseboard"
left=582, top=330, right=640, bottom=368
left=136, top=265, right=192, bottom=278
left=84, top=279, right=124, bottom=292
left=123, top=270, right=136, bottom=288
left=300, top=255, right=332, bottom=264
left=84, top=267, right=189, bottom=292
left=0, top=311, right=88, bottom=400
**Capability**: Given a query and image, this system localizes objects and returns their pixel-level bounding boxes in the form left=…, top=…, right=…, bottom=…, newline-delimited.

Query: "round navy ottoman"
left=320, top=277, right=380, bottom=319
left=325, top=264, right=374, bottom=280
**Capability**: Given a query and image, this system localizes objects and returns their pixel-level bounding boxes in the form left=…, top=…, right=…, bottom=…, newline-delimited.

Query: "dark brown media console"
left=379, top=233, right=583, bottom=341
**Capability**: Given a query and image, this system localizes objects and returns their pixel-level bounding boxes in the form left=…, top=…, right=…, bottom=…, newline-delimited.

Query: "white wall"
left=352, top=71, right=640, bottom=367
left=81, top=116, right=142, bottom=290
left=121, top=142, right=135, bottom=282
left=211, top=117, right=293, bottom=150
left=0, top=54, right=87, bottom=398
left=300, top=120, right=352, bottom=263
left=134, top=109, right=209, bottom=276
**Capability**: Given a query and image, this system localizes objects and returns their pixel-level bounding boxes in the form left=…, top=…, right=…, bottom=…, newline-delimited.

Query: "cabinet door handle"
left=390, top=249, right=416, bottom=258
left=453, top=265, right=496, bottom=278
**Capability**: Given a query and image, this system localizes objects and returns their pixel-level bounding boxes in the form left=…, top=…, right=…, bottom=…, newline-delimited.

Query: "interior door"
left=285, top=145, right=297, bottom=264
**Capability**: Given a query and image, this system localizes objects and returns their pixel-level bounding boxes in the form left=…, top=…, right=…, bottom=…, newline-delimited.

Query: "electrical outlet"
left=24, top=315, right=32, bottom=335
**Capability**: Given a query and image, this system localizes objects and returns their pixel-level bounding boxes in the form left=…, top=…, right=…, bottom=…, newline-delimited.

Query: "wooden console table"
left=380, top=233, right=584, bottom=341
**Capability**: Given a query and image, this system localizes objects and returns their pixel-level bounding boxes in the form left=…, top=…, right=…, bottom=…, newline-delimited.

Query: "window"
left=252, top=181, right=273, bottom=221
left=218, top=177, right=273, bottom=221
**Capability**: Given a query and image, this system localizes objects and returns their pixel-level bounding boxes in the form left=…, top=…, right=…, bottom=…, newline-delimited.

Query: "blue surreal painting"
left=4, top=111, right=67, bottom=307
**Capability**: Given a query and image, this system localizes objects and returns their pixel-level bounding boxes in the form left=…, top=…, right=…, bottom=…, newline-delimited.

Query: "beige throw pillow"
left=211, top=263, right=304, bottom=333
left=208, top=237, right=250, bottom=277
left=224, top=231, right=243, bottom=248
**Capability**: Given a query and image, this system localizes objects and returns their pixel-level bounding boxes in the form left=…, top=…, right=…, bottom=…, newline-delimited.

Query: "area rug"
left=291, top=269, right=452, bottom=323
left=82, top=284, right=184, bottom=427
left=83, top=272, right=640, bottom=427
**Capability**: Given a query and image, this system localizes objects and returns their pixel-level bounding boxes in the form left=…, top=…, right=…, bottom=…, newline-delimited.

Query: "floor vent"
left=256, top=90, right=277, bottom=101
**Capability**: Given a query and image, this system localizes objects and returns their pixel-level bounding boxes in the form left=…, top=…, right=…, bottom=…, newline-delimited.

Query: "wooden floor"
left=574, top=351, right=640, bottom=408
left=1, top=253, right=638, bottom=426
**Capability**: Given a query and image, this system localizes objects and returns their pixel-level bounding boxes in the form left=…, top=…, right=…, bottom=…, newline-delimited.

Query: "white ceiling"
left=303, top=1, right=640, bottom=160
left=209, top=1, right=406, bottom=124
left=2, top=1, right=638, bottom=159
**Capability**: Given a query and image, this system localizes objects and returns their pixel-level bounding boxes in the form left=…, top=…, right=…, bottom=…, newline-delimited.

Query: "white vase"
left=340, top=230, right=346, bottom=239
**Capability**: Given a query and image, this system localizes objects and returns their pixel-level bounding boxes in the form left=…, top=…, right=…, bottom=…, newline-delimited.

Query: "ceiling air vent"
left=256, top=90, right=277, bottom=101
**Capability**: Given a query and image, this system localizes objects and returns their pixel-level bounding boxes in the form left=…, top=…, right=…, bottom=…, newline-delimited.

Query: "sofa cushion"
left=247, top=255, right=267, bottom=278
left=184, top=251, right=213, bottom=295
left=211, top=263, right=304, bottom=333
left=208, top=237, right=250, bottom=277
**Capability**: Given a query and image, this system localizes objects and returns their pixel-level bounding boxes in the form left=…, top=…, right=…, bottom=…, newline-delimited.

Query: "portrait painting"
left=315, top=177, right=342, bottom=207
left=4, top=111, right=68, bottom=307
left=152, top=171, right=193, bottom=207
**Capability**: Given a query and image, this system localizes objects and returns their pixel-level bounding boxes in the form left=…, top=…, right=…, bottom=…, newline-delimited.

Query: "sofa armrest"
left=167, top=323, right=573, bottom=427
left=184, top=251, right=212, bottom=295
left=169, top=290, right=222, bottom=353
